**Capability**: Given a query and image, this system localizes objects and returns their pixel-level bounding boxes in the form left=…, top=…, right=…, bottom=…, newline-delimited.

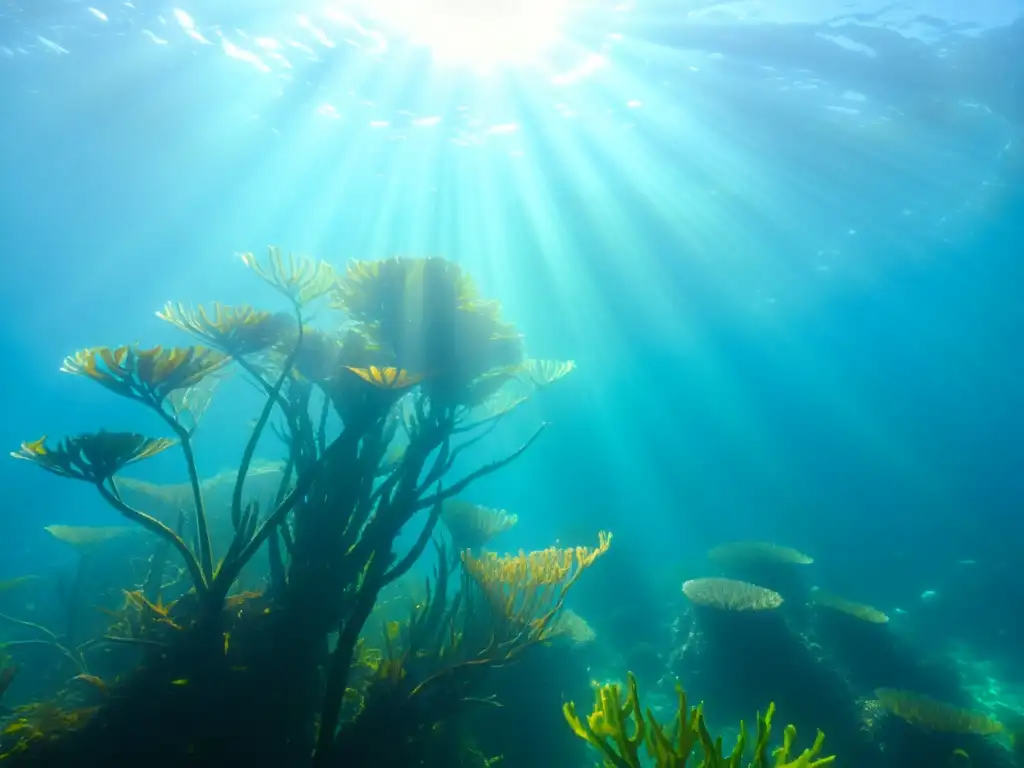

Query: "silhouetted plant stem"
left=97, top=481, right=208, bottom=594
left=209, top=450, right=323, bottom=603
left=267, top=527, right=286, bottom=592
left=382, top=495, right=444, bottom=586
left=0, top=614, right=86, bottom=674
left=160, top=417, right=214, bottom=584
left=313, top=562, right=385, bottom=764
left=63, top=551, right=89, bottom=649
left=230, top=313, right=304, bottom=532
left=143, top=507, right=187, bottom=601
left=415, top=423, right=547, bottom=510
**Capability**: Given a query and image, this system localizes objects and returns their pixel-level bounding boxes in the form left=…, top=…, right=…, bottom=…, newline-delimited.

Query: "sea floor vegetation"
left=0, top=250, right=1018, bottom=767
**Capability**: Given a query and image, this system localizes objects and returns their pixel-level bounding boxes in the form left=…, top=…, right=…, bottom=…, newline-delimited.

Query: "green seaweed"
left=564, top=672, right=835, bottom=767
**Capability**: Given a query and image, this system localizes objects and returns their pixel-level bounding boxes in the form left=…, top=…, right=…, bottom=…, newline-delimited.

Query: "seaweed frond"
left=346, top=366, right=424, bottom=390
left=460, top=531, right=612, bottom=655
left=564, top=672, right=836, bottom=767
left=11, top=432, right=173, bottom=483
left=240, top=246, right=336, bottom=306
left=61, top=345, right=229, bottom=407
left=332, top=257, right=523, bottom=404
left=157, top=301, right=295, bottom=356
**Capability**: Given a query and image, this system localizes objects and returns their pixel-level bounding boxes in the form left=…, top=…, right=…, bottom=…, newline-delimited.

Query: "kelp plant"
left=6, top=249, right=581, bottom=765
left=331, top=533, right=612, bottom=764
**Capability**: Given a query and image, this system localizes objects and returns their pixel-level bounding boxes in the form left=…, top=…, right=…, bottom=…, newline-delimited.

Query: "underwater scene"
left=1, top=0, right=1022, bottom=766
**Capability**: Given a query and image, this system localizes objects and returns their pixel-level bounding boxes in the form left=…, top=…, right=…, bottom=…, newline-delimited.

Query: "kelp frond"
left=332, top=257, right=482, bottom=322
left=11, top=432, right=174, bottom=483
left=61, top=345, right=230, bottom=406
left=12, top=432, right=208, bottom=593
left=519, top=358, right=576, bottom=388
left=157, top=301, right=294, bottom=356
left=346, top=366, right=423, bottom=390
left=330, top=257, right=524, bottom=403
left=240, top=246, right=336, bottom=306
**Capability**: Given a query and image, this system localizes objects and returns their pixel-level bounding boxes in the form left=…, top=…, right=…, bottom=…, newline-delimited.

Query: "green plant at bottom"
left=564, top=672, right=835, bottom=768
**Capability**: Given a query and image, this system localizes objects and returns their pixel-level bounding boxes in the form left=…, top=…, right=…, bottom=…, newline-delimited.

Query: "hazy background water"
left=0, top=0, right=1021, bottom=645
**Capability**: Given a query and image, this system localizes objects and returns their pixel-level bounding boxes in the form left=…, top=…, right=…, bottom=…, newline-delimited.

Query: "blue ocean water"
left=0, top=0, right=1022, bottom=764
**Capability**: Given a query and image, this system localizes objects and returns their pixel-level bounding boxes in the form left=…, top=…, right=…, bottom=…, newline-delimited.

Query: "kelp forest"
left=0, top=248, right=846, bottom=767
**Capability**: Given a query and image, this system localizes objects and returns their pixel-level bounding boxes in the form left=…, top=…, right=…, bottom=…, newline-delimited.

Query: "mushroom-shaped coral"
left=11, top=432, right=174, bottom=483
left=707, top=541, right=814, bottom=600
left=682, top=577, right=784, bottom=612
left=43, top=524, right=138, bottom=550
left=873, top=689, right=1004, bottom=736
left=708, top=541, right=814, bottom=567
left=440, top=498, right=518, bottom=551
left=118, top=460, right=286, bottom=523
left=809, top=588, right=888, bottom=624
left=551, top=608, right=597, bottom=645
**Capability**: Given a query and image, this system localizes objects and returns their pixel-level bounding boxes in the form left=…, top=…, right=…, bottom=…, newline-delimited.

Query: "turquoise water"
left=0, top=1, right=1022, bottom=765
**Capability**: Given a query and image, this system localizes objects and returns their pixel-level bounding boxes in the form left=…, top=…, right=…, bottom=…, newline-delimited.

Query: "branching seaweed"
left=564, top=672, right=835, bottom=768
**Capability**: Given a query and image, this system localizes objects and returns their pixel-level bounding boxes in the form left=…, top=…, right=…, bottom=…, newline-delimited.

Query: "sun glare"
left=347, top=0, right=573, bottom=71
